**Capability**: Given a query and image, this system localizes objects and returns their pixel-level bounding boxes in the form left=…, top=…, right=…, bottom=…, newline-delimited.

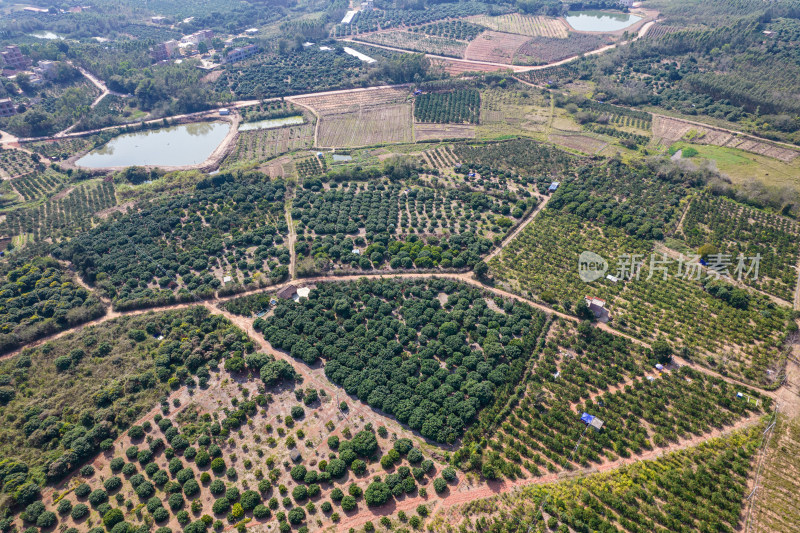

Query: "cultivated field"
left=291, top=87, right=411, bottom=115
left=8, top=171, right=64, bottom=202
left=428, top=58, right=509, bottom=76
left=746, top=413, right=800, bottom=532
left=353, top=30, right=468, bottom=58
left=467, top=13, right=569, bottom=38
left=1, top=180, right=117, bottom=242
left=317, top=104, right=413, bottom=147
left=548, top=133, right=608, bottom=154
left=644, top=22, right=680, bottom=39
left=491, top=210, right=793, bottom=386
left=514, top=34, right=614, bottom=64
left=293, top=88, right=414, bottom=148
left=0, top=149, right=42, bottom=179
left=414, top=123, right=476, bottom=141
left=465, top=31, right=531, bottom=63
left=653, top=115, right=799, bottom=162
left=420, top=145, right=461, bottom=169
left=226, top=123, right=314, bottom=166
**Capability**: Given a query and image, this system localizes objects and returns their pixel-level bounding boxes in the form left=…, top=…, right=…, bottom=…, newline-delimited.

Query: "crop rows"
left=457, top=320, right=768, bottom=479
left=296, top=155, right=326, bottom=178
left=517, top=63, right=581, bottom=86
left=421, top=146, right=460, bottom=169
left=548, top=158, right=691, bottom=240
left=644, top=23, right=680, bottom=40
left=491, top=210, right=793, bottom=386
left=414, top=89, right=481, bottom=124
left=453, top=425, right=763, bottom=533
left=27, top=137, right=96, bottom=160
left=317, top=104, right=413, bottom=148
left=333, top=2, right=495, bottom=37
left=239, top=101, right=301, bottom=123
left=0, top=257, right=105, bottom=354
left=680, top=193, right=800, bottom=301
left=216, top=46, right=367, bottom=99
left=584, top=123, right=651, bottom=147
left=292, top=180, right=526, bottom=273
left=514, top=34, right=612, bottom=65
left=464, top=31, right=530, bottom=63
left=451, top=138, right=578, bottom=178
left=294, top=86, right=411, bottom=115
left=9, top=172, right=64, bottom=202
left=467, top=13, right=568, bottom=38
left=257, top=278, right=547, bottom=443
left=1, top=181, right=116, bottom=243
left=354, top=31, right=468, bottom=58
left=412, top=20, right=486, bottom=41
left=747, top=415, right=800, bottom=532
left=53, top=173, right=290, bottom=309
left=227, top=123, right=314, bottom=165
left=581, top=100, right=653, bottom=127
left=0, top=149, right=42, bottom=180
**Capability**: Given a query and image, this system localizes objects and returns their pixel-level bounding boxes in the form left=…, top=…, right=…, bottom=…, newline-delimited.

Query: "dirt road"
left=484, top=194, right=550, bottom=264
left=337, top=411, right=764, bottom=531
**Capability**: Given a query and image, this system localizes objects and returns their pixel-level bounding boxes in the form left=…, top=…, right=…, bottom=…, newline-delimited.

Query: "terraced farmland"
left=0, top=149, right=43, bottom=179
left=226, top=122, right=314, bottom=166
left=354, top=30, right=469, bottom=58
left=467, top=13, right=568, bottom=37
left=293, top=87, right=414, bottom=148
left=1, top=181, right=117, bottom=242
left=465, top=31, right=532, bottom=63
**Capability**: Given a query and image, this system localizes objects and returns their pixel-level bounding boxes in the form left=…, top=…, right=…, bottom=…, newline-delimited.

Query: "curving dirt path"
left=337, top=411, right=765, bottom=531
left=485, top=194, right=550, bottom=264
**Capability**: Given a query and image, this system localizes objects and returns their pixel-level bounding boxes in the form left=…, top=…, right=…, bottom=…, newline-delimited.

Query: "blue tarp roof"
left=581, top=413, right=594, bottom=424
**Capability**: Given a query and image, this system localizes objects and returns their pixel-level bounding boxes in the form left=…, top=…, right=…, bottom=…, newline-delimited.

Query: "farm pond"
left=76, top=122, right=231, bottom=168
left=565, top=10, right=643, bottom=32
left=238, top=116, right=305, bottom=131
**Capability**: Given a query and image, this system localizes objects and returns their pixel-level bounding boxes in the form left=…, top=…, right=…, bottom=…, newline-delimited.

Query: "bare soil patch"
left=414, top=123, right=476, bottom=141
left=465, top=31, right=531, bottom=63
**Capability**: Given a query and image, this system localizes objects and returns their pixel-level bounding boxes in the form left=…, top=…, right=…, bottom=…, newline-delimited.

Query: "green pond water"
left=76, top=122, right=230, bottom=168
left=238, top=116, right=304, bottom=131
left=566, top=10, right=643, bottom=32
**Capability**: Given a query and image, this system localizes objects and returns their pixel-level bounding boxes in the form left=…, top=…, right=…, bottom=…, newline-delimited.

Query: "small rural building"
left=225, top=44, right=258, bottom=63
left=294, top=287, right=312, bottom=301
left=548, top=181, right=560, bottom=193
left=151, top=16, right=167, bottom=24
left=223, top=275, right=233, bottom=284
left=585, top=296, right=609, bottom=321
left=341, top=10, right=357, bottom=24
left=0, top=99, right=16, bottom=118
left=289, top=448, right=302, bottom=462
left=581, top=412, right=604, bottom=431
left=245, top=28, right=259, bottom=35
left=606, top=274, right=619, bottom=283
left=277, top=285, right=298, bottom=300
left=218, top=108, right=230, bottom=116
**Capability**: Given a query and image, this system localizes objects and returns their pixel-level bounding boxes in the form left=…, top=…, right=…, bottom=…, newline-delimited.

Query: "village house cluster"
left=0, top=46, right=65, bottom=117
left=150, top=29, right=215, bottom=61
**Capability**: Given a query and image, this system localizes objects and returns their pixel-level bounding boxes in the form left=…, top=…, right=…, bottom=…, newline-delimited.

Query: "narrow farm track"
left=484, top=194, right=551, bottom=264
left=0, top=264, right=781, bottom=408
left=2, top=254, right=792, bottom=532
left=794, top=256, right=800, bottom=310
left=339, top=20, right=656, bottom=75
left=337, top=412, right=766, bottom=532
left=285, top=194, right=297, bottom=280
